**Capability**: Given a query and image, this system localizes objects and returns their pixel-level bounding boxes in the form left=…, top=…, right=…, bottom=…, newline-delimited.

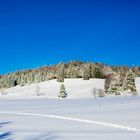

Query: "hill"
left=0, top=61, right=140, bottom=97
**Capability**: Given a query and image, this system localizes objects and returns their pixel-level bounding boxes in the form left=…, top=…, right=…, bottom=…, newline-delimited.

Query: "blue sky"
left=0, top=0, right=140, bottom=74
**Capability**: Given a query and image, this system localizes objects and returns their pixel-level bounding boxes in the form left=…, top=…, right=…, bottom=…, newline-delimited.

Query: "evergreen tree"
left=104, top=72, right=115, bottom=94
left=67, top=66, right=79, bottom=78
left=20, top=74, right=26, bottom=86
left=83, top=63, right=90, bottom=80
left=108, top=79, right=122, bottom=95
left=91, top=65, right=103, bottom=78
left=58, top=84, right=67, bottom=98
left=114, top=65, right=119, bottom=73
left=34, top=73, right=42, bottom=83
left=57, top=63, right=65, bottom=82
left=122, top=69, right=136, bottom=93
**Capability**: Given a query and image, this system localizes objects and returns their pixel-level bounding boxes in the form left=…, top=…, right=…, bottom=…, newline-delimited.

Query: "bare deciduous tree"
left=35, top=84, right=40, bottom=96
left=0, top=87, right=5, bottom=95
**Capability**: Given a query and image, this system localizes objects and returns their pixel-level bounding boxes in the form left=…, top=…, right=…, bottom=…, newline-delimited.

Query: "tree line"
left=0, top=61, right=140, bottom=95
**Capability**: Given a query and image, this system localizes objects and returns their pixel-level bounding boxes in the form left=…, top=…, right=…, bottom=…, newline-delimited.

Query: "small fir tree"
left=58, top=84, right=67, bottom=98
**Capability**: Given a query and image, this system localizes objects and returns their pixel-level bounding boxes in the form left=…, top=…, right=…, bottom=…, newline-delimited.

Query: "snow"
left=0, top=78, right=140, bottom=140
left=0, top=79, right=105, bottom=99
left=0, top=97, right=140, bottom=140
left=136, top=77, right=140, bottom=95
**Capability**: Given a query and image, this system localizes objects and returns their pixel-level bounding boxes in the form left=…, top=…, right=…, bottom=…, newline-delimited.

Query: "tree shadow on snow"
left=33, top=132, right=59, bottom=140
left=0, top=122, right=13, bottom=140
left=0, top=122, right=11, bottom=128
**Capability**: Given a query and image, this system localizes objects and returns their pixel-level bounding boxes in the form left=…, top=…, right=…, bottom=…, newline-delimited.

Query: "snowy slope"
left=136, top=77, right=140, bottom=95
left=1, top=77, right=140, bottom=99
left=1, top=79, right=105, bottom=99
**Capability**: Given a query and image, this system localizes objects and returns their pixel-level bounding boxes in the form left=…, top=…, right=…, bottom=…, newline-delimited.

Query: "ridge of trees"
left=0, top=61, right=140, bottom=89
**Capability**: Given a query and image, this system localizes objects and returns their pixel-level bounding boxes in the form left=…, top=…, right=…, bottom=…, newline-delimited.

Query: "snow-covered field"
left=136, top=77, right=140, bottom=94
left=0, top=97, right=140, bottom=140
left=0, top=79, right=105, bottom=99
left=0, top=78, right=140, bottom=140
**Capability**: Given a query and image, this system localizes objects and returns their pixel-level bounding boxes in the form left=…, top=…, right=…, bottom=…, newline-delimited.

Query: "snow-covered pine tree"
left=121, top=69, right=136, bottom=93
left=65, top=62, right=73, bottom=78
left=34, top=73, right=42, bottom=83
left=27, top=72, right=35, bottom=85
left=68, top=66, right=79, bottom=78
left=118, top=71, right=123, bottom=83
left=107, top=79, right=122, bottom=95
left=83, top=63, right=90, bottom=80
left=91, top=65, right=103, bottom=78
left=57, top=63, right=65, bottom=82
left=65, top=61, right=80, bottom=78
left=107, top=71, right=122, bottom=95
left=90, top=63, right=94, bottom=78
left=103, top=67, right=114, bottom=94
left=58, top=84, right=67, bottom=98
left=20, top=74, right=26, bottom=86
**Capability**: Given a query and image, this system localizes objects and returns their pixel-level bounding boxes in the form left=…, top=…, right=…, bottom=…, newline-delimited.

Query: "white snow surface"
left=0, top=97, right=140, bottom=140
left=0, top=79, right=105, bottom=99
left=136, top=77, right=140, bottom=95
left=0, top=78, right=140, bottom=140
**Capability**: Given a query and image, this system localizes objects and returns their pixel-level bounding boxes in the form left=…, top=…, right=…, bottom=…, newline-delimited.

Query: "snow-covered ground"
left=0, top=79, right=105, bottom=99
left=0, top=78, right=140, bottom=140
left=0, top=97, right=140, bottom=140
left=136, top=77, right=140, bottom=95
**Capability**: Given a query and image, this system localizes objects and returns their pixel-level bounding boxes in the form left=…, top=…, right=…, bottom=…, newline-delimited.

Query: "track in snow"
left=0, top=111, right=140, bottom=133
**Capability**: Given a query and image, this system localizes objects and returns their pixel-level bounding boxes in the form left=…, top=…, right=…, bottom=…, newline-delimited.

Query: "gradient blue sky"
left=0, top=0, right=140, bottom=74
